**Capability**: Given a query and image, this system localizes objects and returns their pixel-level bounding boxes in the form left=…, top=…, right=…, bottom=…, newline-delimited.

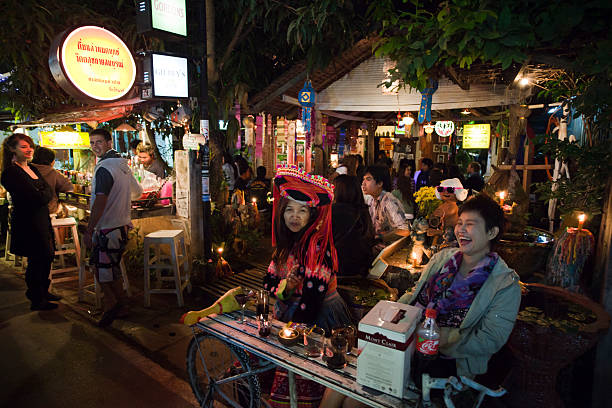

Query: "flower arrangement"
left=414, top=187, right=442, bottom=219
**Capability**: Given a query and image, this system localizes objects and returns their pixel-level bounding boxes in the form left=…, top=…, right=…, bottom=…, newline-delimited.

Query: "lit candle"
left=217, top=247, right=224, bottom=255
left=411, top=251, right=418, bottom=268
left=499, top=191, right=506, bottom=207
left=252, top=197, right=258, bottom=211
left=578, top=213, right=586, bottom=230
left=282, top=328, right=294, bottom=338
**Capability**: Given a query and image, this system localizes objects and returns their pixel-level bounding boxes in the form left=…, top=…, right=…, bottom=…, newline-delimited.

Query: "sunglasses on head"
left=437, top=186, right=463, bottom=193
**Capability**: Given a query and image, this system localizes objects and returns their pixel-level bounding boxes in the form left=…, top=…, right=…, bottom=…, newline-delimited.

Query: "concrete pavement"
left=0, top=262, right=198, bottom=407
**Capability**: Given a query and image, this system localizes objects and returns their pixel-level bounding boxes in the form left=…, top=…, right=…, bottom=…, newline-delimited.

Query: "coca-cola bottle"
left=412, top=308, right=440, bottom=389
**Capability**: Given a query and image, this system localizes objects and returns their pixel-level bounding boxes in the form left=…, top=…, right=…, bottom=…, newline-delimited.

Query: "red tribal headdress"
left=272, top=165, right=337, bottom=273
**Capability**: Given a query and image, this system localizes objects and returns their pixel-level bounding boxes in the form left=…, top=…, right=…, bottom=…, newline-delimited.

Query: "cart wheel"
left=186, top=332, right=261, bottom=407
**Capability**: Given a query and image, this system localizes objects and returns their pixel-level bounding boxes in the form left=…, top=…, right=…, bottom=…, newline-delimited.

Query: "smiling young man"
left=362, top=165, right=410, bottom=244
left=85, top=129, right=142, bottom=327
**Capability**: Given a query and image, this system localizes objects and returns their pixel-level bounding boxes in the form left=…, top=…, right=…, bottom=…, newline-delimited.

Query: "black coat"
left=1, top=164, right=54, bottom=257
left=332, top=203, right=375, bottom=277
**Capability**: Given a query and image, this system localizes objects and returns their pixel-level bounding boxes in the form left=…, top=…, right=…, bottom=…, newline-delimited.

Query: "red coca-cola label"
left=416, top=336, right=439, bottom=355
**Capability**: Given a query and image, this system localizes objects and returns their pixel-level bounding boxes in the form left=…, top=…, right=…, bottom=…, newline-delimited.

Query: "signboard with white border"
left=49, top=26, right=136, bottom=103
left=137, top=0, right=187, bottom=37
left=142, top=53, right=188, bottom=99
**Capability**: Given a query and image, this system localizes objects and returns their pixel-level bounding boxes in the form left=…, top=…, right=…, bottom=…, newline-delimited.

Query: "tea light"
left=498, top=191, right=506, bottom=207
left=278, top=327, right=299, bottom=346
left=411, top=251, right=418, bottom=268
left=578, top=213, right=586, bottom=230
left=217, top=247, right=224, bottom=254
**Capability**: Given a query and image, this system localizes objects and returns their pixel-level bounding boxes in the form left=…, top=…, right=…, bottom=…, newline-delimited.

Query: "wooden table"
left=194, top=313, right=418, bottom=408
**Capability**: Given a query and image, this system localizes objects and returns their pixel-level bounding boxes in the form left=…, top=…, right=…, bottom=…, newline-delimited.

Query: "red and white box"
left=356, top=300, right=422, bottom=398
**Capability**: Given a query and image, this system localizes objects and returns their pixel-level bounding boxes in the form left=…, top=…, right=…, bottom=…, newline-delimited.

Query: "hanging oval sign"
left=49, top=26, right=136, bottom=103
left=435, top=120, right=455, bottom=137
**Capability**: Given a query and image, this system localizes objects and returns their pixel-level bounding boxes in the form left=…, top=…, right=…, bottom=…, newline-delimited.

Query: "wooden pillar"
left=592, top=178, right=612, bottom=408
left=367, top=120, right=377, bottom=166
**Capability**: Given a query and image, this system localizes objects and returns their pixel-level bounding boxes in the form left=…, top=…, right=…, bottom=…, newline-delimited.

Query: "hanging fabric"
left=235, top=101, right=242, bottom=149
left=256, top=115, right=264, bottom=159
left=418, top=79, right=438, bottom=124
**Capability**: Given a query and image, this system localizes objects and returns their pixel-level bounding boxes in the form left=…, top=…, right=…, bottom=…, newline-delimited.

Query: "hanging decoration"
left=435, top=121, right=455, bottom=137
left=395, top=111, right=406, bottom=136
left=298, top=80, right=316, bottom=133
left=235, top=101, right=241, bottom=149
left=255, top=115, right=263, bottom=159
left=338, top=128, right=346, bottom=157
left=418, top=79, right=438, bottom=124
left=326, top=126, right=337, bottom=147
left=321, top=114, right=328, bottom=145
left=243, top=115, right=255, bottom=146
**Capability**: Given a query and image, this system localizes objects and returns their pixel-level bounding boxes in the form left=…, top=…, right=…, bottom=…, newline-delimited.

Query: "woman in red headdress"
left=263, top=166, right=352, bottom=408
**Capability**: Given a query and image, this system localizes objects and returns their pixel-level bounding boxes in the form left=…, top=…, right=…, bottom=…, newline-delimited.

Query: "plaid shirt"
left=365, top=191, right=410, bottom=235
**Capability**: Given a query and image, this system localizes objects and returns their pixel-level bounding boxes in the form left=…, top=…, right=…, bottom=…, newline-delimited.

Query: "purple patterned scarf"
left=416, top=251, right=499, bottom=327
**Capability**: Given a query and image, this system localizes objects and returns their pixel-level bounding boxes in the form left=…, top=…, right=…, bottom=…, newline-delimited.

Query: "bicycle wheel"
left=186, top=332, right=261, bottom=408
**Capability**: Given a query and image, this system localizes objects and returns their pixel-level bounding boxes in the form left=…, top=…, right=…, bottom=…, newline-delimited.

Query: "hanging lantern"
left=298, top=80, right=315, bottom=133
left=424, top=122, right=435, bottom=134
left=435, top=121, right=455, bottom=137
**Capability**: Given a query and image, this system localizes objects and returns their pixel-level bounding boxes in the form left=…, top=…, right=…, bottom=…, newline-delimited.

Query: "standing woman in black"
left=1, top=133, right=57, bottom=310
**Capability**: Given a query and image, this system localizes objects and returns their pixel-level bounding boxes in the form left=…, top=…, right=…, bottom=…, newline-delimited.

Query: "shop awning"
left=12, top=98, right=149, bottom=128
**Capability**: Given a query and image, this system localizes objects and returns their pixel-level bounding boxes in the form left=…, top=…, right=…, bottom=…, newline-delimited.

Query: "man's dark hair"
left=421, top=158, right=434, bottom=168
left=256, top=166, right=267, bottom=179
left=469, top=161, right=481, bottom=173
left=90, top=128, right=112, bottom=141
left=129, top=139, right=142, bottom=150
left=364, top=165, right=392, bottom=191
left=458, top=194, right=505, bottom=245
left=32, top=146, right=56, bottom=166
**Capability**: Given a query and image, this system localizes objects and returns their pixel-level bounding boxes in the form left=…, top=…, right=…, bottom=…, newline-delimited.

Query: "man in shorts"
left=84, top=129, right=143, bottom=327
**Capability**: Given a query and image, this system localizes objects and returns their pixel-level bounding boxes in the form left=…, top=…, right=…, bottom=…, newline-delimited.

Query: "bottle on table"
left=256, top=289, right=270, bottom=337
left=412, top=308, right=440, bottom=389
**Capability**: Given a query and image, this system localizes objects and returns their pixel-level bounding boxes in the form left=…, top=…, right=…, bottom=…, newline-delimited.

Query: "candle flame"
left=411, top=251, right=417, bottom=260
left=282, top=328, right=294, bottom=337
left=217, top=247, right=224, bottom=254
left=578, top=213, right=586, bottom=222
left=499, top=191, right=506, bottom=200
left=252, top=197, right=257, bottom=203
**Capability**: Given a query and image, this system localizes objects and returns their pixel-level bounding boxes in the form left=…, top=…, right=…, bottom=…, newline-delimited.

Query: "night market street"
left=0, top=263, right=196, bottom=408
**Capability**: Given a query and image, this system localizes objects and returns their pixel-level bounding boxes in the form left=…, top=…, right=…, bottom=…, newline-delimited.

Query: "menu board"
left=462, top=124, right=491, bottom=149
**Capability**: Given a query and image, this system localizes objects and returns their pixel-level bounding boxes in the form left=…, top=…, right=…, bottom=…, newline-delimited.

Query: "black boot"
left=46, top=292, right=62, bottom=301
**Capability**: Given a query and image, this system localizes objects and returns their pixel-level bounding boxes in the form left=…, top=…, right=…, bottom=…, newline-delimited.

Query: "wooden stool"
left=78, top=231, right=131, bottom=309
left=143, top=229, right=191, bottom=307
left=49, top=217, right=81, bottom=289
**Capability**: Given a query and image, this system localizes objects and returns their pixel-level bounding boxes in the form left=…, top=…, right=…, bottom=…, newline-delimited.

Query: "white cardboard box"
left=356, top=300, right=422, bottom=398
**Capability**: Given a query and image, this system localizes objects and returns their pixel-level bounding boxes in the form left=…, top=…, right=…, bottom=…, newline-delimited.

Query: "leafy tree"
left=368, top=0, right=612, bottom=124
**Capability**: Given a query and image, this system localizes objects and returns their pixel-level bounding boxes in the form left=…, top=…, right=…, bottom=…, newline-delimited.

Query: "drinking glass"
left=234, top=287, right=253, bottom=324
left=256, top=289, right=270, bottom=319
left=304, top=327, right=326, bottom=358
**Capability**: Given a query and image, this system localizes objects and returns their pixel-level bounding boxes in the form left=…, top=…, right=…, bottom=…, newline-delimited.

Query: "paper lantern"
left=435, top=121, right=454, bottom=137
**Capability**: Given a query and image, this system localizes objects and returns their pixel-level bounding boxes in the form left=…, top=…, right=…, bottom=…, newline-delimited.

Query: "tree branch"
left=217, top=13, right=249, bottom=74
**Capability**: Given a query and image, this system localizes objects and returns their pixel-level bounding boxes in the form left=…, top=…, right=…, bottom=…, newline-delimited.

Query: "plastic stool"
left=4, top=225, right=26, bottom=271
left=78, top=231, right=131, bottom=309
left=143, top=229, right=191, bottom=307
left=49, top=217, right=81, bottom=288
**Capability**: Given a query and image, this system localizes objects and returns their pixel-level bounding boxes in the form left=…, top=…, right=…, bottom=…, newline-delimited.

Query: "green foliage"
left=534, top=137, right=612, bottom=218
left=368, top=0, right=612, bottom=120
